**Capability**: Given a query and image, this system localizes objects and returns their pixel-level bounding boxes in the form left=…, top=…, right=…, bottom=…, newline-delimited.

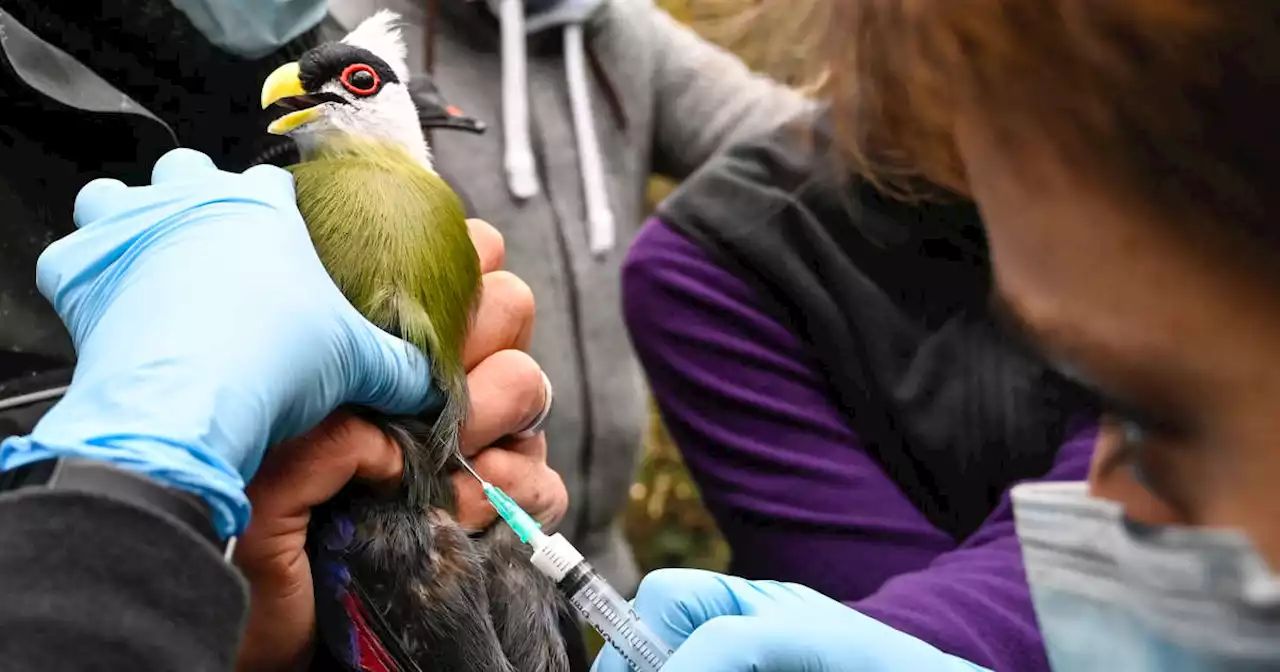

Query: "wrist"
left=0, top=433, right=249, bottom=539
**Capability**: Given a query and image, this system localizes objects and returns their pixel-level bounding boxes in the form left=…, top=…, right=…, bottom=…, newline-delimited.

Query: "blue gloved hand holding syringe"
left=465, top=460, right=990, bottom=672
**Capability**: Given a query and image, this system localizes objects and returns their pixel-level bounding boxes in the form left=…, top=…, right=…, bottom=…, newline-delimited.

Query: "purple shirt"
left=622, top=217, right=1096, bottom=672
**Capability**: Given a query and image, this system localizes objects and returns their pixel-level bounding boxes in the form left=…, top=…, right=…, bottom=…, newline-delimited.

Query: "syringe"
left=457, top=458, right=673, bottom=672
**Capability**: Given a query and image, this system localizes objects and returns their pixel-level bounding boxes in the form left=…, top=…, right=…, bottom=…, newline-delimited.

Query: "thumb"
left=348, top=320, right=437, bottom=416
left=245, top=413, right=403, bottom=525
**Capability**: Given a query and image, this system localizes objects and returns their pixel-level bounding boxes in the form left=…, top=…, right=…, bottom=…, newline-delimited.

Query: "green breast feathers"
left=288, top=141, right=480, bottom=385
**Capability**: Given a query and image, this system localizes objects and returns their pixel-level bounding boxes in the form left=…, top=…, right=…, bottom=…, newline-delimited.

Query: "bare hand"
left=454, top=219, right=567, bottom=530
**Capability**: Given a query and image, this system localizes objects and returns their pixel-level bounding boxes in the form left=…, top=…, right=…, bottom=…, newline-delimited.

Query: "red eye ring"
left=340, top=63, right=380, bottom=96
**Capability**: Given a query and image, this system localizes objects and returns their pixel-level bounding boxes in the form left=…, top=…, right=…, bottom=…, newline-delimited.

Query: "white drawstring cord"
left=499, top=0, right=540, bottom=199
left=563, top=23, right=615, bottom=255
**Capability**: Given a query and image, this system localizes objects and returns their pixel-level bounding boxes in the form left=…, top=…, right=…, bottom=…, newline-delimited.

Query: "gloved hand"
left=0, top=148, right=432, bottom=540
left=591, top=568, right=992, bottom=672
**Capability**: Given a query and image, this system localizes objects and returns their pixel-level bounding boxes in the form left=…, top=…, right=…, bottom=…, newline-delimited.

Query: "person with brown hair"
left=620, top=105, right=1090, bottom=672
left=593, top=1, right=1280, bottom=670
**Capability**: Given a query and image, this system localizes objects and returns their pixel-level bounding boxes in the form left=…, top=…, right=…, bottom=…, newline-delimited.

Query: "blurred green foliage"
left=625, top=398, right=733, bottom=574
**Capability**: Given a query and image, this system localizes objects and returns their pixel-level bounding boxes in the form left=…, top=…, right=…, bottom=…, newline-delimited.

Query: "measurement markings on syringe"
left=574, top=587, right=668, bottom=666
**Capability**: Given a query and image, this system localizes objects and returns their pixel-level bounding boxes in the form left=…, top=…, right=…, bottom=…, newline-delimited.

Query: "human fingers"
left=591, top=568, right=842, bottom=672
left=239, top=413, right=402, bottom=568
left=614, top=569, right=753, bottom=654
left=467, top=218, right=505, bottom=273
left=150, top=147, right=220, bottom=184
left=41, top=178, right=133, bottom=314
left=451, top=435, right=565, bottom=530
left=664, top=613, right=989, bottom=672
left=234, top=413, right=402, bottom=672
left=462, top=270, right=536, bottom=370
left=618, top=572, right=924, bottom=672
left=245, top=412, right=403, bottom=525
left=459, top=349, right=547, bottom=457
left=71, top=178, right=130, bottom=227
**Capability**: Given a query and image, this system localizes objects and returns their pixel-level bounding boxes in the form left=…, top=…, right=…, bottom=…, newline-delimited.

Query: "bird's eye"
left=340, top=63, right=380, bottom=96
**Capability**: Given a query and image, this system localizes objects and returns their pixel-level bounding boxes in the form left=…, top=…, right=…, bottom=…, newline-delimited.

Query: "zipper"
left=528, top=113, right=595, bottom=539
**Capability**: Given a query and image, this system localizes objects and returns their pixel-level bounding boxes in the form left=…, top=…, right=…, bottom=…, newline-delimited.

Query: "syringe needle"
left=454, top=453, right=487, bottom=486
left=461, top=459, right=670, bottom=669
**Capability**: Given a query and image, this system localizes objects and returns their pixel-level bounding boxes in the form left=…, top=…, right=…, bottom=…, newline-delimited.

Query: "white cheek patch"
left=316, top=81, right=373, bottom=135
left=304, top=83, right=432, bottom=170
left=328, top=101, right=373, bottom=135
left=319, top=80, right=350, bottom=100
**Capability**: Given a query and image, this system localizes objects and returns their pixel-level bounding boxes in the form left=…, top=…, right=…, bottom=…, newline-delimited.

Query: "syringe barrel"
left=530, top=533, right=672, bottom=672
left=560, top=565, right=671, bottom=672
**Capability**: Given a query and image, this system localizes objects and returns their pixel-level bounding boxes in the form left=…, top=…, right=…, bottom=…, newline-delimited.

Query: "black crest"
left=298, top=43, right=400, bottom=93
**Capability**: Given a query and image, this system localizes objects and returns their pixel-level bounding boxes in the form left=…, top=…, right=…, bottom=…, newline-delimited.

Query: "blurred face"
left=955, top=120, right=1280, bottom=566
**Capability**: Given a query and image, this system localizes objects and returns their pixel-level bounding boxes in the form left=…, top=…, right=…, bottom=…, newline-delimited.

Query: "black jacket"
left=0, top=488, right=247, bottom=671
left=0, top=0, right=310, bottom=385
left=0, top=6, right=309, bottom=669
left=659, top=111, right=1092, bottom=539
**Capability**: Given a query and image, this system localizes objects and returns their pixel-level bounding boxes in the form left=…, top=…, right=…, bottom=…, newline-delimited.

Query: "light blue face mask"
left=166, top=0, right=329, bottom=59
left=1012, top=482, right=1280, bottom=671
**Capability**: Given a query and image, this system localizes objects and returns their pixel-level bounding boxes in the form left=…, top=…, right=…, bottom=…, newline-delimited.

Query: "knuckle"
left=282, top=421, right=341, bottom=461
left=486, top=271, right=536, bottom=322
left=482, top=464, right=517, bottom=493
left=316, top=414, right=371, bottom=451
left=515, top=367, right=546, bottom=416
left=490, top=350, right=544, bottom=410
left=309, top=414, right=395, bottom=466
left=539, top=469, right=568, bottom=523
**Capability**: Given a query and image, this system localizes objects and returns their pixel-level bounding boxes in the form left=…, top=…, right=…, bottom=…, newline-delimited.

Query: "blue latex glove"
left=0, top=148, right=433, bottom=539
left=591, top=569, right=993, bottom=672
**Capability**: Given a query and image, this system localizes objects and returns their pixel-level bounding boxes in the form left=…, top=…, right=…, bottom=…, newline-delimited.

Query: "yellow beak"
left=261, top=62, right=318, bottom=135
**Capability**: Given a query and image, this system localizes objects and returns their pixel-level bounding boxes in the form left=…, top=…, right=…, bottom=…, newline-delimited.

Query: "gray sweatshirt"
left=324, top=0, right=808, bottom=591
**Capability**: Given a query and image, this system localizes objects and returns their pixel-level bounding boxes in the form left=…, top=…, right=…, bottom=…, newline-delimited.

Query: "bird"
left=258, top=11, right=578, bottom=672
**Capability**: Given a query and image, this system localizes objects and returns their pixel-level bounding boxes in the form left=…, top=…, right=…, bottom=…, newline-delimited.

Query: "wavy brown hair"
left=768, top=0, right=1280, bottom=245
